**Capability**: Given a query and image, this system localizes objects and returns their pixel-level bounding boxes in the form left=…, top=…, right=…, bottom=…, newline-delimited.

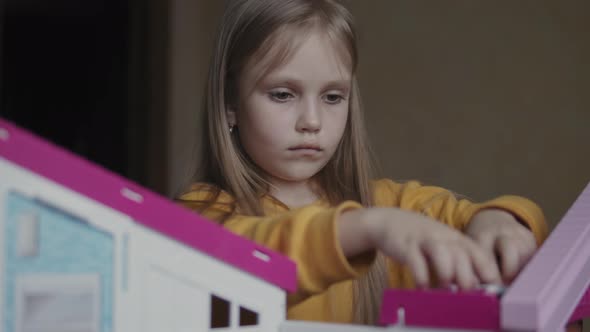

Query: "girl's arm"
left=372, top=179, right=548, bottom=244
left=371, top=179, right=549, bottom=283
left=339, top=207, right=502, bottom=289
left=179, top=190, right=375, bottom=306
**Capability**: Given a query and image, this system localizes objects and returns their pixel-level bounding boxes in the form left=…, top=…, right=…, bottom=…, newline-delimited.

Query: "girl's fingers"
left=454, top=248, right=477, bottom=289
left=465, top=239, right=502, bottom=284
left=517, top=242, right=535, bottom=269
left=471, top=233, right=495, bottom=257
left=406, top=244, right=430, bottom=288
left=422, top=241, right=454, bottom=287
left=518, top=232, right=537, bottom=264
left=496, top=236, right=520, bottom=282
left=469, top=233, right=500, bottom=280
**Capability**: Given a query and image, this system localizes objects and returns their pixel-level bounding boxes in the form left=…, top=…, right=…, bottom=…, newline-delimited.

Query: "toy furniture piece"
left=0, top=118, right=296, bottom=332
left=379, top=181, right=590, bottom=332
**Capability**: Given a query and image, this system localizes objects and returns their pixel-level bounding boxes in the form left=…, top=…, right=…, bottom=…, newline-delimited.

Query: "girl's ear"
left=226, top=108, right=237, bottom=127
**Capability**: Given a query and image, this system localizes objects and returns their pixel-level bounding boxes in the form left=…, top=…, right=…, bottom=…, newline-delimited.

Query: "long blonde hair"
left=194, top=0, right=388, bottom=324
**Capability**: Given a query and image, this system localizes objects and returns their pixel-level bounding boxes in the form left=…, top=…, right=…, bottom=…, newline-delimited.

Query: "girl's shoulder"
left=179, top=183, right=234, bottom=202
left=371, top=178, right=405, bottom=206
left=176, top=183, right=236, bottom=218
left=371, top=178, right=422, bottom=193
left=370, top=178, right=435, bottom=206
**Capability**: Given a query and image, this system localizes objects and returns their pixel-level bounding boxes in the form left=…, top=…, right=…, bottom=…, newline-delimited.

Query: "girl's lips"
left=289, top=148, right=323, bottom=157
left=288, top=144, right=322, bottom=151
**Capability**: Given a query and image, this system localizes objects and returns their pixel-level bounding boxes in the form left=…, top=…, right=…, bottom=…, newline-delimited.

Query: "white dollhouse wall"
left=0, top=159, right=132, bottom=332
left=128, top=218, right=286, bottom=332
left=0, top=158, right=286, bottom=332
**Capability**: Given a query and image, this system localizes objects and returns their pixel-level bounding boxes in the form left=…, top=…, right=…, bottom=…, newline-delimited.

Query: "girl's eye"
left=324, top=94, right=345, bottom=104
left=269, top=91, right=294, bottom=102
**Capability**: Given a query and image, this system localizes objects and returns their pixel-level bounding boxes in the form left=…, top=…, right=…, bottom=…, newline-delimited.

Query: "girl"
left=179, top=0, right=548, bottom=325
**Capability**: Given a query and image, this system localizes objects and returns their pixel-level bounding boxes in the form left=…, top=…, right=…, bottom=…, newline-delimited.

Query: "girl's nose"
left=296, top=100, right=321, bottom=133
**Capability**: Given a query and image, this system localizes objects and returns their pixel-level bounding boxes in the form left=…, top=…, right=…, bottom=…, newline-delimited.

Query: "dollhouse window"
left=210, top=294, right=260, bottom=328
left=210, top=294, right=230, bottom=328
left=239, top=306, right=258, bottom=326
left=15, top=274, right=100, bottom=332
left=17, top=212, right=39, bottom=257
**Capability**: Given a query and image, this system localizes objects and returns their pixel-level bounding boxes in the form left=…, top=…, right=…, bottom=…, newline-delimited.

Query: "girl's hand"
left=340, top=208, right=502, bottom=289
left=465, top=209, right=537, bottom=283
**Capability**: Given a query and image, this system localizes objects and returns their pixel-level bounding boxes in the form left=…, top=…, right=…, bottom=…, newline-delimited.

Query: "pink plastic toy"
left=379, top=182, right=590, bottom=331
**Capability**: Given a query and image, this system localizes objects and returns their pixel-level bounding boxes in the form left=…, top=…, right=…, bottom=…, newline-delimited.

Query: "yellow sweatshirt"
left=178, top=179, right=548, bottom=323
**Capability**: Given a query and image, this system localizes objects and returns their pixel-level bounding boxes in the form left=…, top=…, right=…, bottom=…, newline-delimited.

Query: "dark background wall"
left=347, top=1, right=590, bottom=226
left=1, top=0, right=130, bottom=174
left=0, top=0, right=170, bottom=192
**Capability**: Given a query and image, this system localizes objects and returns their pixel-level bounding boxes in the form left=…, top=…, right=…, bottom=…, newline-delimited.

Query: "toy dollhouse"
left=0, top=119, right=295, bottom=332
left=1, top=117, right=589, bottom=332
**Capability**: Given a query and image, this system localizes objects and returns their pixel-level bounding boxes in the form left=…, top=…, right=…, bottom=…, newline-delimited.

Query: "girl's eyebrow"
left=262, top=75, right=351, bottom=91
left=324, top=80, right=351, bottom=91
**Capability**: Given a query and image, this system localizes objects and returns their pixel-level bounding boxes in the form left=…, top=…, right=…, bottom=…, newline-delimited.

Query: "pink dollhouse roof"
left=501, top=180, right=590, bottom=330
left=0, top=118, right=297, bottom=292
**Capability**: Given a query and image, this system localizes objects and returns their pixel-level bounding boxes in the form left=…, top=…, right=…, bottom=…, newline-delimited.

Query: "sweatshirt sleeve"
left=373, top=179, right=549, bottom=245
left=178, top=189, right=375, bottom=306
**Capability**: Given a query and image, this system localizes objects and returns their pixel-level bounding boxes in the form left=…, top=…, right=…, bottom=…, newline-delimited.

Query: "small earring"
left=229, top=125, right=235, bottom=134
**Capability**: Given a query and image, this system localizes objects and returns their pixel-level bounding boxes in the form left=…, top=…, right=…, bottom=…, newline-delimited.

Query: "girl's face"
left=233, top=30, right=351, bottom=189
